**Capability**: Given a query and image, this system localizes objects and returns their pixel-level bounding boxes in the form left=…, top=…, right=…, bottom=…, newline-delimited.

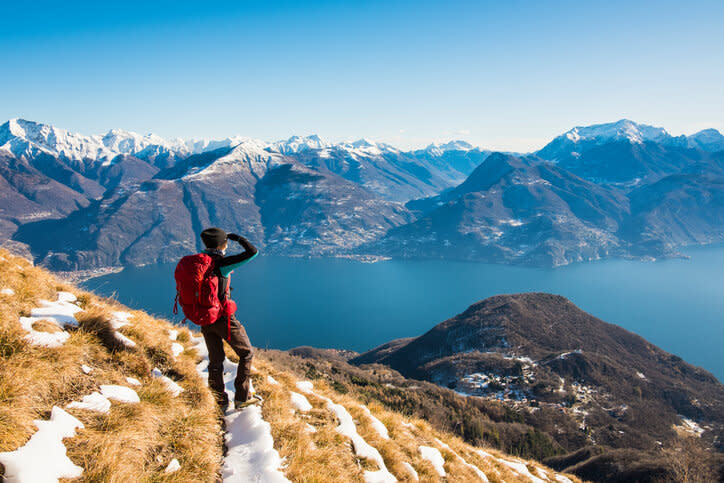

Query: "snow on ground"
left=110, top=311, right=133, bottom=329
left=67, top=392, right=112, bottom=413
left=191, top=335, right=289, bottom=482
left=114, top=331, right=137, bottom=348
left=0, top=407, right=85, bottom=482
left=171, top=342, right=184, bottom=357
left=165, top=458, right=181, bottom=474
left=290, top=392, right=313, bottom=412
left=435, top=438, right=488, bottom=482
left=326, top=399, right=397, bottom=483
left=536, top=467, right=551, bottom=480
left=152, top=368, right=184, bottom=397
left=100, top=384, right=140, bottom=403
left=126, top=376, right=142, bottom=386
left=267, top=375, right=279, bottom=385
left=168, top=329, right=179, bottom=341
left=554, top=475, right=573, bottom=483
left=361, top=406, right=389, bottom=439
left=296, top=380, right=395, bottom=483
left=419, top=446, right=446, bottom=477
left=402, top=462, right=419, bottom=481
left=81, top=364, right=93, bottom=374
left=476, top=449, right=493, bottom=459
left=18, top=291, right=82, bottom=347
left=295, top=380, right=314, bottom=394
left=1, top=287, right=14, bottom=295
left=500, top=458, right=546, bottom=483
left=223, top=405, right=290, bottom=482
left=679, top=416, right=705, bottom=436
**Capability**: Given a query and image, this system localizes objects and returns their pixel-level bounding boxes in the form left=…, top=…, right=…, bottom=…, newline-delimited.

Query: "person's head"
left=200, top=227, right=228, bottom=252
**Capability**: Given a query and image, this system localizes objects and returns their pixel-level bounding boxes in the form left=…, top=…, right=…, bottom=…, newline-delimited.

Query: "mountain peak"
left=424, top=140, right=474, bottom=156
left=271, top=134, right=329, bottom=154
left=561, top=119, right=672, bottom=145
left=688, top=128, right=724, bottom=152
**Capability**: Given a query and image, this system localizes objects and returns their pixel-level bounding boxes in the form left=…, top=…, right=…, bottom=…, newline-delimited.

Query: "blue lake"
left=81, top=246, right=724, bottom=381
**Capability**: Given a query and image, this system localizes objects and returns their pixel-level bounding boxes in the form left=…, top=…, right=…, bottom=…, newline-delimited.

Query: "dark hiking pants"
left=201, top=315, right=254, bottom=405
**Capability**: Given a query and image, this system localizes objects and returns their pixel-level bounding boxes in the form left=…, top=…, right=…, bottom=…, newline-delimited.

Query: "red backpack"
left=173, top=253, right=235, bottom=327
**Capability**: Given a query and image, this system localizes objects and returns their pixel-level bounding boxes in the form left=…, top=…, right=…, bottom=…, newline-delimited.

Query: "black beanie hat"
left=200, top=227, right=227, bottom=248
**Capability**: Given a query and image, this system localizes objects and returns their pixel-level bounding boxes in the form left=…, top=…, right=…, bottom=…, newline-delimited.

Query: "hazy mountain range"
left=1, top=118, right=723, bottom=271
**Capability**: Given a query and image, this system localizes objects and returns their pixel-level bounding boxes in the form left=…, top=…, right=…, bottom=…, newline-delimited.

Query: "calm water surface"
left=81, top=246, right=724, bottom=381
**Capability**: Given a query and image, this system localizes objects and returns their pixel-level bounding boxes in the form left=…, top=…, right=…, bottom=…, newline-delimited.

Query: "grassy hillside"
left=0, top=249, right=581, bottom=482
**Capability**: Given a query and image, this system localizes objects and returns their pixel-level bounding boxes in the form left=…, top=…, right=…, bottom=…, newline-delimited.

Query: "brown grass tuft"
left=0, top=250, right=222, bottom=481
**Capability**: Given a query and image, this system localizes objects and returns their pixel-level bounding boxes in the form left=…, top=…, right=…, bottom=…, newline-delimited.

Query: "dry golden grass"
left=250, top=352, right=582, bottom=483
left=0, top=250, right=222, bottom=482
left=251, top=358, right=365, bottom=482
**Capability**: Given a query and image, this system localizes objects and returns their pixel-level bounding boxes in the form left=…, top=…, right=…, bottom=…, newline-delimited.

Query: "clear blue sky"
left=1, top=0, right=722, bottom=151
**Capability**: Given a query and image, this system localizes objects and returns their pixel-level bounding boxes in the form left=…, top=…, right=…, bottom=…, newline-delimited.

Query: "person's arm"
left=215, top=234, right=258, bottom=277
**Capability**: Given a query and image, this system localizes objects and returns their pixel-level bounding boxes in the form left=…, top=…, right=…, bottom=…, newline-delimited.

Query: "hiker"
left=175, top=227, right=259, bottom=411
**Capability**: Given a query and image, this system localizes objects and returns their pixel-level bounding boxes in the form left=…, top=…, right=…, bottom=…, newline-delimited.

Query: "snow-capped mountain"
left=0, top=119, right=193, bottom=164
left=3, top=117, right=724, bottom=271
left=687, top=128, right=724, bottom=152
left=423, top=140, right=474, bottom=157
left=270, top=134, right=330, bottom=154
left=536, top=119, right=687, bottom=162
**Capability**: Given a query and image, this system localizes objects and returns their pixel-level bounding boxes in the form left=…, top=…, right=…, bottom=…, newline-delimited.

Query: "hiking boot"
left=233, top=394, right=263, bottom=410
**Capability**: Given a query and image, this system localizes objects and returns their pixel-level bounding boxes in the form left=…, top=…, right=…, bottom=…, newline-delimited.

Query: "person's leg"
left=201, top=324, right=228, bottom=406
left=226, top=316, right=254, bottom=403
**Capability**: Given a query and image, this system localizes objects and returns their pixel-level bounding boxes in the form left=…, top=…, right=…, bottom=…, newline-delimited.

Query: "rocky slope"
left=351, top=292, right=724, bottom=481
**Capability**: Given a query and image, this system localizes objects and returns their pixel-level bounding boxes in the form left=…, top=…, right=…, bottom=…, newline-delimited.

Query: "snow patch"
left=168, top=329, right=179, bottom=341
left=1, top=287, right=14, bottom=295
left=419, top=446, right=446, bottom=477
left=152, top=367, right=184, bottom=397
left=125, top=376, right=142, bottom=386
left=165, top=458, right=181, bottom=474
left=267, top=375, right=279, bottom=385
left=290, top=392, right=313, bottom=412
left=0, top=407, right=84, bottom=482
left=110, top=311, right=133, bottom=329
left=435, top=438, right=488, bottom=481
left=171, top=342, right=184, bottom=357
left=361, top=406, right=389, bottom=439
left=81, top=364, right=93, bottom=374
left=326, top=400, right=396, bottom=483
left=100, top=384, right=140, bottom=403
left=114, top=331, right=137, bottom=348
left=296, top=380, right=315, bottom=394
left=67, top=392, right=112, bottom=413
left=402, top=462, right=419, bottom=481
left=678, top=416, right=705, bottom=436
left=500, top=458, right=546, bottom=483
left=223, top=405, right=290, bottom=482
left=18, top=291, right=82, bottom=348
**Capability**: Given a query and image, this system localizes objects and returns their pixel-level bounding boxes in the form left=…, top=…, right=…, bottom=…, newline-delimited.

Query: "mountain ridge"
left=3, top=118, right=724, bottom=272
